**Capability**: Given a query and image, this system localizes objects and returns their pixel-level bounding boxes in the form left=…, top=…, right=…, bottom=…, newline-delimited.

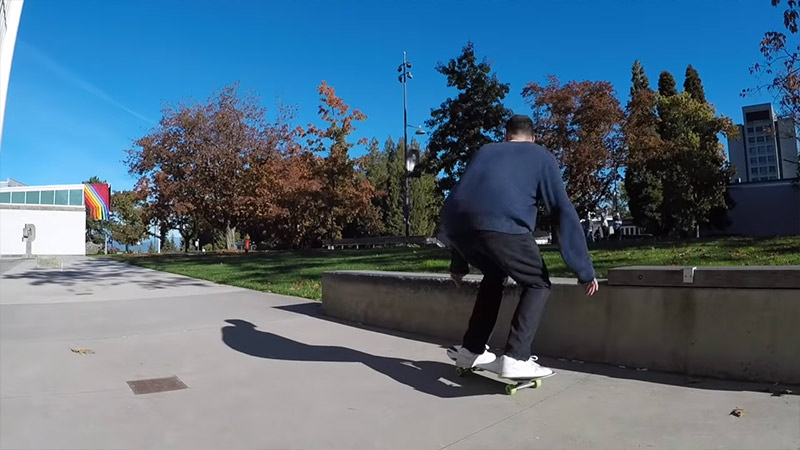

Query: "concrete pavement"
left=1, top=258, right=798, bottom=450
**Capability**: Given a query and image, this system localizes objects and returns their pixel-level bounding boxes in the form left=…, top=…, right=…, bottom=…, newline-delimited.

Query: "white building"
left=0, top=0, right=24, bottom=151
left=0, top=179, right=87, bottom=256
left=727, top=103, right=799, bottom=183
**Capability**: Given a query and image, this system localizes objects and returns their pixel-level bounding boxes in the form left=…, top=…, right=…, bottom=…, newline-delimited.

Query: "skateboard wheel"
left=533, top=379, right=542, bottom=389
left=455, top=367, right=469, bottom=377
left=505, top=385, right=517, bottom=395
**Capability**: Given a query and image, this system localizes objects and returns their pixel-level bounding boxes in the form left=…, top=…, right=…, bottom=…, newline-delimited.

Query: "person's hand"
left=584, top=278, right=599, bottom=296
left=450, top=272, right=465, bottom=287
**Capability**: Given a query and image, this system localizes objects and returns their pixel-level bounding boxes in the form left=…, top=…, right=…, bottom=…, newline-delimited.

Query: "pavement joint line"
left=0, top=315, right=313, bottom=344
left=437, top=373, right=593, bottom=450
left=1, top=386, right=128, bottom=400
left=0, top=289, right=247, bottom=306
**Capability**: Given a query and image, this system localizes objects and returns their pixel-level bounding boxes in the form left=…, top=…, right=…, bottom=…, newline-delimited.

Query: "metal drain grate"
left=127, top=376, right=188, bottom=395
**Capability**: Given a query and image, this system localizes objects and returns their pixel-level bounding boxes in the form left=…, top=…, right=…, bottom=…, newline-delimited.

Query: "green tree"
left=161, top=235, right=177, bottom=252
left=362, top=137, right=391, bottom=236
left=657, top=71, right=679, bottom=97
left=623, top=61, right=666, bottom=233
left=407, top=139, right=443, bottom=236
left=82, top=176, right=109, bottom=245
left=683, top=65, right=707, bottom=103
left=361, top=136, right=441, bottom=236
left=424, top=41, right=512, bottom=193
left=656, top=93, right=738, bottom=237
left=110, top=190, right=148, bottom=253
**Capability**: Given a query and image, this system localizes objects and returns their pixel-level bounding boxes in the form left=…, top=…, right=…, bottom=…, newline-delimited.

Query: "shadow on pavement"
left=2, top=258, right=211, bottom=290
left=271, top=302, right=799, bottom=397
left=540, top=358, right=798, bottom=396
left=220, top=318, right=505, bottom=399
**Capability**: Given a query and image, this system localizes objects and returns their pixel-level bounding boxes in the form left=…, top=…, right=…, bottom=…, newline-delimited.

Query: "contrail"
left=18, top=40, right=156, bottom=125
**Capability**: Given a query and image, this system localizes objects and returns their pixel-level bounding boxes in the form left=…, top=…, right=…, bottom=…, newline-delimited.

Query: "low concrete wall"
left=321, top=267, right=800, bottom=384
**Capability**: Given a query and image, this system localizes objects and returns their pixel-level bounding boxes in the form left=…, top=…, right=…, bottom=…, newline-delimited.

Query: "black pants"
left=449, top=231, right=551, bottom=361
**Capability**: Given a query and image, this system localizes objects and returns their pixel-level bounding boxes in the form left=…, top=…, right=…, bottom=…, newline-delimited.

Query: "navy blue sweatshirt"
left=440, top=141, right=595, bottom=283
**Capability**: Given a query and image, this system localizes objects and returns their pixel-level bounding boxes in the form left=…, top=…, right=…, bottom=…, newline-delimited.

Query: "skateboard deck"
left=446, top=349, right=554, bottom=395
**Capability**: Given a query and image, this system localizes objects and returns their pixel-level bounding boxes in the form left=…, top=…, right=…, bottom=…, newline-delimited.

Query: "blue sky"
left=0, top=0, right=783, bottom=192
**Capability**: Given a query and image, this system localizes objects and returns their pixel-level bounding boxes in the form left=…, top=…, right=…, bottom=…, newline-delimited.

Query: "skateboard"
left=446, top=349, right=554, bottom=395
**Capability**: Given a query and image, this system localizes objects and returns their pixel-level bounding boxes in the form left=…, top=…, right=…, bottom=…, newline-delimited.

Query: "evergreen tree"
left=424, top=41, right=512, bottom=193
left=384, top=137, right=405, bottom=235
left=407, top=139, right=443, bottom=236
left=624, top=61, right=667, bottom=234
left=657, top=71, right=679, bottom=97
left=683, top=65, right=707, bottom=103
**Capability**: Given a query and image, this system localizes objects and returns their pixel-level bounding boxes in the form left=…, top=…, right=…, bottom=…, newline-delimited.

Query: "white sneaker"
left=492, top=355, right=553, bottom=379
left=446, top=345, right=497, bottom=368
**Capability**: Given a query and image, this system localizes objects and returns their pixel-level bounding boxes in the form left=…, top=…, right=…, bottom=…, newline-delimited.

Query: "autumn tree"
left=303, top=81, right=381, bottom=241
left=127, top=83, right=289, bottom=250
left=522, top=76, right=626, bottom=217
left=109, top=190, right=148, bottom=253
left=424, top=41, right=512, bottom=193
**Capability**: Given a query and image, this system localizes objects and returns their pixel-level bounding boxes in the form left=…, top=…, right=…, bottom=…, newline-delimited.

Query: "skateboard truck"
left=454, top=366, right=547, bottom=395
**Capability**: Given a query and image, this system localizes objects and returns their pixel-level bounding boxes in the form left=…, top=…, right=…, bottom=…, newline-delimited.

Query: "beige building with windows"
left=727, top=103, right=798, bottom=183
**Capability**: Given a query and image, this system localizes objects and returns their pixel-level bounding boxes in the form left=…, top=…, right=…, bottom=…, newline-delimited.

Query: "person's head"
left=504, top=115, right=535, bottom=142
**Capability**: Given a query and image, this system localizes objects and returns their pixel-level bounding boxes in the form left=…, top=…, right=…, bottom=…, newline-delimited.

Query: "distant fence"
left=322, top=236, right=445, bottom=250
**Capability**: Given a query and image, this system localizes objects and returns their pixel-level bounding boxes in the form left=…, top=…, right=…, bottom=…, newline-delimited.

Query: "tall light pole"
left=398, top=52, right=425, bottom=239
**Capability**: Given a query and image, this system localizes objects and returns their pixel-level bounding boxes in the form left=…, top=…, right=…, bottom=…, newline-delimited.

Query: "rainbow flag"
left=84, top=183, right=110, bottom=221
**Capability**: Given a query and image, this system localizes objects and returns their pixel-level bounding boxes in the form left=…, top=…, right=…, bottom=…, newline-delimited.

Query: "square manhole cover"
left=127, top=376, right=188, bottom=395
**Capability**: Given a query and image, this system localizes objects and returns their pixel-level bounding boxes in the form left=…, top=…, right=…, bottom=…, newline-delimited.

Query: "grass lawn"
left=110, top=236, right=800, bottom=300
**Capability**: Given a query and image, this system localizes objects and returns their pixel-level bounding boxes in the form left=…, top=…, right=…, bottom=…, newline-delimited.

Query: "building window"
left=757, top=136, right=765, bottom=143
left=758, top=156, right=767, bottom=163
left=751, top=168, right=758, bottom=175
left=54, top=190, right=69, bottom=205
left=68, top=189, right=84, bottom=206
left=0, top=192, right=10, bottom=203
left=766, top=144, right=774, bottom=152
left=748, top=137, right=756, bottom=144
left=768, top=155, right=776, bottom=162
left=756, top=126, right=764, bottom=132
left=748, top=127, right=755, bottom=133
left=769, top=166, right=777, bottom=173
left=25, top=191, right=40, bottom=204
left=749, top=147, right=757, bottom=155
left=759, top=146, right=767, bottom=154
left=760, top=167, right=768, bottom=174
left=40, top=190, right=55, bottom=205
left=750, top=157, right=758, bottom=163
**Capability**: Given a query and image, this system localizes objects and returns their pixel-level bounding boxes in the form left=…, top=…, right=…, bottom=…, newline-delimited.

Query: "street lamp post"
left=397, top=52, right=426, bottom=240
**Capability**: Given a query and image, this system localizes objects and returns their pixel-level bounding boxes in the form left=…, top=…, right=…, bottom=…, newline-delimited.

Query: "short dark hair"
left=505, top=114, right=534, bottom=137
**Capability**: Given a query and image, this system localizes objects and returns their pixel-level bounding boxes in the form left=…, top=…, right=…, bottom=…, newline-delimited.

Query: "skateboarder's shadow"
left=221, top=319, right=499, bottom=398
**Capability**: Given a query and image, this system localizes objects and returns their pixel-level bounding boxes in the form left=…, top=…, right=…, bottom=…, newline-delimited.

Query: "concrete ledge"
left=322, top=268, right=800, bottom=384
left=609, top=265, right=800, bottom=288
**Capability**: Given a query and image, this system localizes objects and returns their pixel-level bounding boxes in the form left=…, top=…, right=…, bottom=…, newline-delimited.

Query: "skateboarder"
left=441, top=114, right=599, bottom=379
